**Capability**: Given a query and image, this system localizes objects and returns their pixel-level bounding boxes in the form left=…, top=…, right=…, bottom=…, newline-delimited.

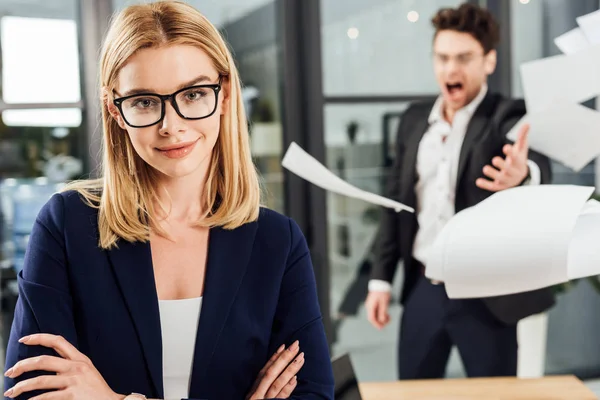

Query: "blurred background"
left=0, top=0, right=600, bottom=392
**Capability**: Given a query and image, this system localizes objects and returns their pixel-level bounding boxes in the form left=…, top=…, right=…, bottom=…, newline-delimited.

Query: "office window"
left=320, top=0, right=464, bottom=96
left=2, top=109, right=82, bottom=128
left=1, top=16, right=81, bottom=104
left=0, top=0, right=85, bottom=180
left=0, top=122, right=83, bottom=179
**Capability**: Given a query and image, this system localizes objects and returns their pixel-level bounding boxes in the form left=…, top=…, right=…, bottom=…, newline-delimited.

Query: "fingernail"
left=289, top=340, right=299, bottom=351
left=4, top=368, right=13, bottom=377
left=18, top=336, right=29, bottom=343
left=276, top=344, right=284, bottom=354
left=4, top=388, right=13, bottom=397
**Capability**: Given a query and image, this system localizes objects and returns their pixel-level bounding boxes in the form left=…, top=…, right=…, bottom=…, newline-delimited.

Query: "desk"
left=359, top=375, right=597, bottom=399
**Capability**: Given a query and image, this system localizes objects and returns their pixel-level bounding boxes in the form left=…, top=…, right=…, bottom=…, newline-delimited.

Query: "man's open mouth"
left=446, top=82, right=463, bottom=94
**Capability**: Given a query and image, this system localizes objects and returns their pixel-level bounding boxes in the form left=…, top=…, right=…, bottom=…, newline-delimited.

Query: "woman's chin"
left=151, top=160, right=205, bottom=181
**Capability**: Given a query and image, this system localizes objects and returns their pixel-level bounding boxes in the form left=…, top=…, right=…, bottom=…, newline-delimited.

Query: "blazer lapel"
left=107, top=240, right=163, bottom=398
left=188, top=221, right=258, bottom=397
left=456, top=92, right=498, bottom=182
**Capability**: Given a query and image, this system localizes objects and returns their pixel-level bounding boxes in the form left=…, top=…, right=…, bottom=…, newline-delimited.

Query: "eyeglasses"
left=113, top=77, right=222, bottom=128
left=433, top=53, right=485, bottom=66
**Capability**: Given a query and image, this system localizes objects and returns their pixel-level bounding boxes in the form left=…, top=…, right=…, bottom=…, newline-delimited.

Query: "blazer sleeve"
left=261, top=218, right=334, bottom=400
left=369, top=106, right=417, bottom=283
left=4, top=193, right=79, bottom=399
left=499, top=99, right=552, bottom=184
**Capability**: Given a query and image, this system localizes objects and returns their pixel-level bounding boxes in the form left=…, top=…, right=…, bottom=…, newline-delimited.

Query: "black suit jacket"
left=371, top=91, right=556, bottom=325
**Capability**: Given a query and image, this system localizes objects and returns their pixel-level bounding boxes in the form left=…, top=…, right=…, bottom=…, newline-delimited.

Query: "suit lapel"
left=106, top=239, right=163, bottom=398
left=188, top=221, right=258, bottom=397
left=456, top=92, right=498, bottom=182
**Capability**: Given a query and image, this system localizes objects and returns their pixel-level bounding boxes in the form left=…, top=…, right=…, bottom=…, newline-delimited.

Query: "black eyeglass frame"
left=112, top=77, right=223, bottom=128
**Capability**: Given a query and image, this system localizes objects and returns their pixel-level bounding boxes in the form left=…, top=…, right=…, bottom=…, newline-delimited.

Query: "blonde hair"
left=66, top=0, right=261, bottom=249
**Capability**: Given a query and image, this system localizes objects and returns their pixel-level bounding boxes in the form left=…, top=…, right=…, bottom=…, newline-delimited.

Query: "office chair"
left=332, top=353, right=363, bottom=400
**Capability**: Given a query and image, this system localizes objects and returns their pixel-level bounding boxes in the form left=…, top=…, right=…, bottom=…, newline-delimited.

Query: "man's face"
left=433, top=30, right=496, bottom=111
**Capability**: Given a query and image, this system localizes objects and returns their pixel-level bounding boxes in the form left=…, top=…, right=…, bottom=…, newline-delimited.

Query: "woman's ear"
left=219, top=77, right=230, bottom=116
left=103, top=87, right=127, bottom=130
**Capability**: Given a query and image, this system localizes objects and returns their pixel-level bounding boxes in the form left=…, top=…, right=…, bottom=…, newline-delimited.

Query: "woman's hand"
left=246, top=340, right=305, bottom=400
left=4, top=334, right=123, bottom=400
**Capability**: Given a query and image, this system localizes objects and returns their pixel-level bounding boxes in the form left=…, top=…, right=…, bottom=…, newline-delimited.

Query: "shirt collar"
left=428, top=84, right=488, bottom=124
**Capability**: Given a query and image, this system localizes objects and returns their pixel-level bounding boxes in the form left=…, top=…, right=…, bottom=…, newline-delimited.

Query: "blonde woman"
left=3, top=2, right=334, bottom=399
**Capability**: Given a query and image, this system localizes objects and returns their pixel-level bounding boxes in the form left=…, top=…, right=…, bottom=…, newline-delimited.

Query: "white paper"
left=281, top=142, right=414, bottom=213
left=554, top=27, right=590, bottom=54
left=506, top=102, right=600, bottom=172
left=567, top=199, right=600, bottom=279
left=425, top=185, right=595, bottom=298
left=579, top=199, right=600, bottom=215
left=425, top=206, right=475, bottom=284
left=577, top=9, right=600, bottom=44
left=519, top=44, right=600, bottom=113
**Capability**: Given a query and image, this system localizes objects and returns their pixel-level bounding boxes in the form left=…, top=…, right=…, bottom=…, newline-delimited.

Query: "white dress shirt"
left=159, top=297, right=202, bottom=400
left=368, top=85, right=541, bottom=293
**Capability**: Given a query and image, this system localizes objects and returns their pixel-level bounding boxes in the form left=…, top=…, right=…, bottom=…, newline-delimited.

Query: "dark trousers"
left=398, top=275, right=518, bottom=379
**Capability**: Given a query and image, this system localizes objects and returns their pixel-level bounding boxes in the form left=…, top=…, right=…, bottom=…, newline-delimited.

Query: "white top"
left=412, top=84, right=489, bottom=266
left=159, top=297, right=202, bottom=400
left=368, top=85, right=541, bottom=292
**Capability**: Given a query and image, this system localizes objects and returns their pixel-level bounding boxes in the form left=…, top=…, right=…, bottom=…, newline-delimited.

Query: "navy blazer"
left=4, top=191, right=334, bottom=399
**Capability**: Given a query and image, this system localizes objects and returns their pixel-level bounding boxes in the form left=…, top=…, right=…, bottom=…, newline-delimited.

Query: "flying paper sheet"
left=518, top=10, right=600, bottom=173
left=425, top=185, right=597, bottom=299
left=281, top=142, right=414, bottom=213
left=554, top=27, right=590, bottom=54
left=576, top=9, right=600, bottom=44
left=567, top=199, right=600, bottom=280
left=516, top=36, right=600, bottom=172
left=519, top=44, right=600, bottom=113
left=281, top=146, right=600, bottom=299
left=506, top=102, right=600, bottom=172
